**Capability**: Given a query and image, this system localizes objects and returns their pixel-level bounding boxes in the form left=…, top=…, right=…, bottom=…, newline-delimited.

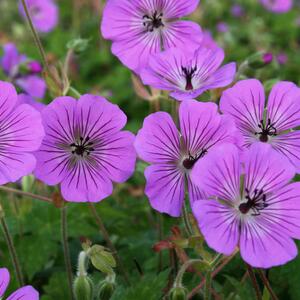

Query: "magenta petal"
left=267, top=81, right=300, bottom=131
left=192, top=200, right=239, bottom=255
left=260, top=0, right=293, bottom=13
left=19, top=0, right=58, bottom=33
left=60, top=164, right=114, bottom=202
left=266, top=182, right=300, bottom=239
left=0, top=268, right=10, bottom=297
left=191, top=144, right=241, bottom=202
left=18, top=94, right=45, bottom=112
left=96, top=131, right=136, bottom=183
left=145, top=164, right=184, bottom=217
left=244, top=143, right=295, bottom=195
left=240, top=220, right=297, bottom=268
left=163, top=0, right=200, bottom=18
left=1, top=43, right=25, bottom=76
left=135, top=112, right=180, bottom=164
left=7, top=286, right=39, bottom=300
left=163, top=21, right=202, bottom=51
left=0, top=81, right=18, bottom=118
left=187, top=176, right=206, bottom=204
left=271, top=131, right=300, bottom=172
left=16, top=75, right=46, bottom=99
left=220, top=79, right=265, bottom=147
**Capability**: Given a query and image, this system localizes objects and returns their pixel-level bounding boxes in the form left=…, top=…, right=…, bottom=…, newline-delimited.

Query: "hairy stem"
left=61, top=206, right=74, bottom=300
left=0, top=186, right=52, bottom=203
left=257, top=269, right=278, bottom=300
left=182, top=199, right=193, bottom=237
left=0, top=204, right=24, bottom=286
left=89, top=203, right=130, bottom=286
left=246, top=264, right=261, bottom=300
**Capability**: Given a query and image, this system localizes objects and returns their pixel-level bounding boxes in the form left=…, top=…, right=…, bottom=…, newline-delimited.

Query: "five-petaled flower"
left=191, top=143, right=300, bottom=268
left=34, top=94, right=136, bottom=202
left=101, top=0, right=203, bottom=72
left=0, top=267, right=39, bottom=300
left=19, top=0, right=59, bottom=33
left=140, top=47, right=236, bottom=101
left=134, top=100, right=237, bottom=217
left=220, top=79, right=300, bottom=172
left=0, top=81, right=44, bottom=184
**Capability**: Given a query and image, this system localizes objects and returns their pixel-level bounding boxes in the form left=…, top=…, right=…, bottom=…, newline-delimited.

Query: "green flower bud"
left=247, top=52, right=273, bottom=69
left=97, top=280, right=115, bottom=300
left=169, top=286, right=187, bottom=300
left=73, top=275, right=94, bottom=300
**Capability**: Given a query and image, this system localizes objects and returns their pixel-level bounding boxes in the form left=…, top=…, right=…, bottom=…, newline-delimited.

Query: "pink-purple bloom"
left=1, top=43, right=46, bottom=99
left=34, top=94, right=136, bottom=202
left=260, top=0, right=293, bottom=13
left=220, top=79, right=300, bottom=172
left=101, top=0, right=203, bottom=72
left=134, top=100, right=237, bottom=217
left=200, top=31, right=219, bottom=51
left=0, top=267, right=39, bottom=299
left=191, top=143, right=300, bottom=268
left=19, top=0, right=59, bottom=33
left=140, top=47, right=236, bottom=101
left=0, top=81, right=44, bottom=184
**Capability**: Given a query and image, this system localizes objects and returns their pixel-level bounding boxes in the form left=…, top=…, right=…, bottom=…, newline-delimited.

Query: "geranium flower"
left=1, top=43, right=46, bottom=99
left=0, top=267, right=39, bottom=300
left=140, top=47, right=236, bottom=101
left=0, top=81, right=44, bottom=184
left=101, top=0, right=203, bottom=72
left=134, top=100, right=237, bottom=217
left=191, top=143, right=300, bottom=268
left=34, top=94, right=136, bottom=202
left=19, top=0, right=58, bottom=33
left=260, top=0, right=293, bottom=13
left=220, top=79, right=300, bottom=172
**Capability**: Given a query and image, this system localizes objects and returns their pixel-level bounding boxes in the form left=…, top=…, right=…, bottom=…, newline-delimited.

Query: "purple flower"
left=260, top=0, right=293, bottom=13
left=140, top=47, right=236, bottom=101
left=1, top=43, right=46, bottom=99
left=216, top=22, right=229, bottom=33
left=18, top=93, right=46, bottom=112
left=0, top=81, right=44, bottom=184
left=200, top=30, right=219, bottom=51
left=220, top=79, right=300, bottom=172
left=134, top=100, right=237, bottom=217
left=231, top=4, right=244, bottom=17
left=191, top=143, right=300, bottom=268
left=0, top=267, right=39, bottom=299
left=277, top=52, right=288, bottom=65
left=19, top=0, right=58, bottom=33
left=34, top=95, right=136, bottom=202
left=101, top=0, right=203, bottom=72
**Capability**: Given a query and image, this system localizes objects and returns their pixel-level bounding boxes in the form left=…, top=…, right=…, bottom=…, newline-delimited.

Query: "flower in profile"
left=0, top=268, right=39, bottom=300
left=134, top=100, right=237, bottom=217
left=101, top=0, right=203, bottom=72
left=220, top=79, right=300, bottom=172
left=260, top=0, right=293, bottom=13
left=1, top=43, right=46, bottom=99
left=34, top=94, right=136, bottom=202
left=19, top=0, right=58, bottom=33
left=0, top=81, right=44, bottom=184
left=191, top=143, right=300, bottom=268
left=140, top=47, right=236, bottom=101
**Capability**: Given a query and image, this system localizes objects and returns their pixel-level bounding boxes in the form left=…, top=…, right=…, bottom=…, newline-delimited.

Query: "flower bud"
left=97, top=280, right=115, bottom=300
left=73, top=275, right=93, bottom=300
left=169, top=286, right=187, bottom=300
left=27, top=61, right=43, bottom=73
left=248, top=52, right=273, bottom=69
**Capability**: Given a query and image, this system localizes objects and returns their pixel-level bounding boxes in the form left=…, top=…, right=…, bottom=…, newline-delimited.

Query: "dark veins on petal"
left=255, top=118, right=277, bottom=142
left=182, top=149, right=207, bottom=170
left=70, top=136, right=95, bottom=157
left=239, top=188, right=268, bottom=216
left=143, top=11, right=164, bottom=32
left=181, top=66, right=197, bottom=91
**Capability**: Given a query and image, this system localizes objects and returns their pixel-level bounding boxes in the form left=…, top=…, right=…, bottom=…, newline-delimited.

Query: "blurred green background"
left=1, top=0, right=300, bottom=299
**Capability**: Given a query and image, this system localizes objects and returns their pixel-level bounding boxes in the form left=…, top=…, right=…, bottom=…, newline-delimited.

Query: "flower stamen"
left=143, top=11, right=164, bottom=32
left=181, top=66, right=197, bottom=91
left=70, top=136, right=94, bottom=157
left=255, top=118, right=277, bottom=142
left=239, top=188, right=268, bottom=216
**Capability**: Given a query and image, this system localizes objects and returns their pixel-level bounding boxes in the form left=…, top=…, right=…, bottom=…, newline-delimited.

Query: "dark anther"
left=70, top=136, right=95, bottom=157
left=181, top=66, right=197, bottom=91
left=143, top=11, right=164, bottom=32
left=183, top=149, right=207, bottom=170
left=239, top=188, right=268, bottom=216
left=255, top=118, right=277, bottom=142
